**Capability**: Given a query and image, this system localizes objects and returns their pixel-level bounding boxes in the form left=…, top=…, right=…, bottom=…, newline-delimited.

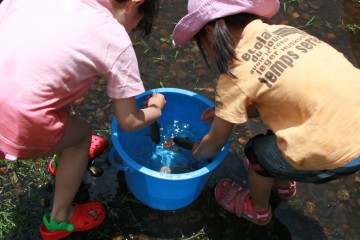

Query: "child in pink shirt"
left=0, top=0, right=165, bottom=238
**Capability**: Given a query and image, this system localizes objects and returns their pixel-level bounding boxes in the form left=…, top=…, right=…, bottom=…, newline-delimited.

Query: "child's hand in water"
left=192, top=141, right=204, bottom=161
left=192, top=140, right=211, bottom=162
left=200, top=107, right=215, bottom=125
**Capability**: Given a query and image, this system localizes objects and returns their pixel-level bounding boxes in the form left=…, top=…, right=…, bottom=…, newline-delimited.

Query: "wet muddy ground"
left=1, top=0, right=360, bottom=239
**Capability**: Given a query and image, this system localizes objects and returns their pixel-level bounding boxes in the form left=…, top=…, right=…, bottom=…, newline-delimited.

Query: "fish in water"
left=163, top=138, right=180, bottom=152
left=173, top=136, right=195, bottom=150
left=150, top=121, right=160, bottom=144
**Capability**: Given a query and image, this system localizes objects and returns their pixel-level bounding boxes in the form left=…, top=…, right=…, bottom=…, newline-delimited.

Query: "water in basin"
left=122, top=119, right=208, bottom=174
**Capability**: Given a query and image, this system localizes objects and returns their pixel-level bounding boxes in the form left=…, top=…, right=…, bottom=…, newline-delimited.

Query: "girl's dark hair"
left=116, top=0, right=159, bottom=37
left=195, top=13, right=260, bottom=78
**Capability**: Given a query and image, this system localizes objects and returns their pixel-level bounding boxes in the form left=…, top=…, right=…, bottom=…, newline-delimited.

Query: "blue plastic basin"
left=110, top=88, right=230, bottom=210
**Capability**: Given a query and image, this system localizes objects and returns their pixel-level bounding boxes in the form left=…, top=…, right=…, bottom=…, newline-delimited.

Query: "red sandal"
left=39, top=201, right=106, bottom=240
left=48, top=134, right=108, bottom=176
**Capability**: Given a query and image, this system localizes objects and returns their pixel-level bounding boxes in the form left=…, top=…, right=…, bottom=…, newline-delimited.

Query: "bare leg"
left=48, top=115, right=92, bottom=223
left=248, top=165, right=273, bottom=212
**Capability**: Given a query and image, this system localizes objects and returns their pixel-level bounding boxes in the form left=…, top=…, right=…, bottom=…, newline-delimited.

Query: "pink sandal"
left=48, top=134, right=108, bottom=176
left=243, top=158, right=297, bottom=199
left=215, top=179, right=272, bottom=225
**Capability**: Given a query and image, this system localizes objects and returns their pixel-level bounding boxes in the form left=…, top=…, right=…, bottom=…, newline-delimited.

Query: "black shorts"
left=244, top=131, right=360, bottom=184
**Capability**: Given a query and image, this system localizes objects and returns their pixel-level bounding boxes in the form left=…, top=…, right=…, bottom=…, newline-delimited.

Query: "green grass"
left=0, top=200, right=16, bottom=239
left=133, top=38, right=152, bottom=53
left=0, top=158, right=50, bottom=239
left=344, top=23, right=360, bottom=34
left=159, top=34, right=173, bottom=44
left=282, top=0, right=299, bottom=13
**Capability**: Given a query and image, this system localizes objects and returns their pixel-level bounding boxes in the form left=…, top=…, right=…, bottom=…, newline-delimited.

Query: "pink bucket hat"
left=173, top=0, right=280, bottom=45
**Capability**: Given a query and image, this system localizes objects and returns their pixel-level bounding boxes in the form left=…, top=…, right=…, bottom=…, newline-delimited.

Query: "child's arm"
left=200, top=104, right=258, bottom=126
left=193, top=116, right=234, bottom=162
left=113, top=92, right=166, bottom=132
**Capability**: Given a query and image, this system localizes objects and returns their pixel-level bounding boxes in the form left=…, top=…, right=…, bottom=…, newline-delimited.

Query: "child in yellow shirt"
left=173, top=0, right=360, bottom=225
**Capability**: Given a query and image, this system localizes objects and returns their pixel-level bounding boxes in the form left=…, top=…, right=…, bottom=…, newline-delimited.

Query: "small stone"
left=160, top=43, right=170, bottom=51
left=159, top=28, right=169, bottom=37
left=337, top=188, right=350, bottom=201
left=0, top=166, right=7, bottom=174
left=354, top=176, right=360, bottom=182
left=112, top=236, right=125, bottom=240
left=88, top=165, right=104, bottom=177
left=326, top=33, right=337, bottom=39
left=160, top=166, right=171, bottom=174
left=73, top=96, right=85, bottom=106
left=292, top=12, right=300, bottom=18
left=303, top=201, right=316, bottom=215
left=237, top=137, right=249, bottom=145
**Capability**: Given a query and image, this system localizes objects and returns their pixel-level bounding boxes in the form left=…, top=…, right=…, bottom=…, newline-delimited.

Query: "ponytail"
left=213, top=19, right=236, bottom=78
left=195, top=12, right=260, bottom=78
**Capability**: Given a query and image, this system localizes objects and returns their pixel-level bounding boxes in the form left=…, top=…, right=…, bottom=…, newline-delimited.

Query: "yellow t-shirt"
left=215, top=20, right=360, bottom=170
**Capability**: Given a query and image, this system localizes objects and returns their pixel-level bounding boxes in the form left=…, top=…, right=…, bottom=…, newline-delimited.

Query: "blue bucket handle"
left=109, top=147, right=129, bottom=172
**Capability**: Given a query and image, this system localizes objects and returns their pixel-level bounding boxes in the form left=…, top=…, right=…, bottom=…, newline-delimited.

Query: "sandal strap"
left=223, top=181, right=243, bottom=205
left=51, top=154, right=57, bottom=169
left=234, top=189, right=250, bottom=217
left=42, top=213, right=74, bottom=232
left=222, top=181, right=250, bottom=218
left=272, top=181, right=297, bottom=199
left=273, top=181, right=296, bottom=193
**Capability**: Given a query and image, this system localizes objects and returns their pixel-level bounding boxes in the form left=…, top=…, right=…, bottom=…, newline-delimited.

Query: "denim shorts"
left=244, top=130, right=360, bottom=184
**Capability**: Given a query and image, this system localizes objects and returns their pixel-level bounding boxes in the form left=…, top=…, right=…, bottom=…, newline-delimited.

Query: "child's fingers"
left=144, top=92, right=158, bottom=107
left=200, top=108, right=215, bottom=124
left=192, top=144, right=199, bottom=159
left=201, top=108, right=215, bottom=118
left=147, top=93, right=166, bottom=110
left=204, top=119, right=212, bottom=125
left=143, top=93, right=154, bottom=107
left=192, top=141, right=200, bottom=151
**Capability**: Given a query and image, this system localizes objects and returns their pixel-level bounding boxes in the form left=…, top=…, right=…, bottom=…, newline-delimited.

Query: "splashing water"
left=123, top=120, right=206, bottom=174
